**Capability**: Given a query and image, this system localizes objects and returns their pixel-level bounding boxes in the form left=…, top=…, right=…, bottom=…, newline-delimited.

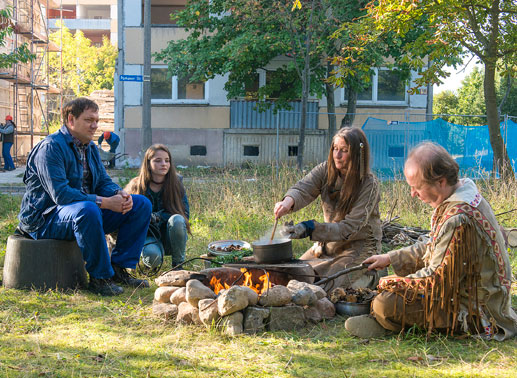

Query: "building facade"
left=116, top=1, right=431, bottom=167
left=47, top=0, right=117, bottom=46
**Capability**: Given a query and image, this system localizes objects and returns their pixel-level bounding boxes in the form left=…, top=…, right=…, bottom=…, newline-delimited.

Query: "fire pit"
left=152, top=266, right=336, bottom=336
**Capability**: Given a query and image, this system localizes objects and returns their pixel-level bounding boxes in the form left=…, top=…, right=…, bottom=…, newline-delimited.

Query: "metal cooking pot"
left=252, top=238, right=293, bottom=264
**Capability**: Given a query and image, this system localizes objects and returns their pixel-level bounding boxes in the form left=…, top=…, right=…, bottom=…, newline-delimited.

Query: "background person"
left=0, top=115, right=16, bottom=171
left=98, top=131, right=120, bottom=168
left=346, top=142, right=517, bottom=340
left=274, top=127, right=383, bottom=291
left=18, top=97, right=152, bottom=296
left=125, top=144, right=190, bottom=271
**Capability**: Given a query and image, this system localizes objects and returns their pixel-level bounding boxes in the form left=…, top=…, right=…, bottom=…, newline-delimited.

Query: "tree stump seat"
left=2, top=235, right=88, bottom=290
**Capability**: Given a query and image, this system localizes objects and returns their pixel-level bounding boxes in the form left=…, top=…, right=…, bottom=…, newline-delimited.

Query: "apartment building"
left=47, top=0, right=117, bottom=46
left=116, top=1, right=430, bottom=167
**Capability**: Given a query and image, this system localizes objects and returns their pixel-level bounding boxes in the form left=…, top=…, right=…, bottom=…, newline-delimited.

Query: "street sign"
left=119, top=75, right=143, bottom=82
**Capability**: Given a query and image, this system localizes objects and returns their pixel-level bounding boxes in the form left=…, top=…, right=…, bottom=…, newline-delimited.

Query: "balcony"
left=48, top=18, right=111, bottom=31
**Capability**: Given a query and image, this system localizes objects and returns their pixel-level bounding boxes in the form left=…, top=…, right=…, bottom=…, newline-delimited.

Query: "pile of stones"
left=152, top=270, right=336, bottom=336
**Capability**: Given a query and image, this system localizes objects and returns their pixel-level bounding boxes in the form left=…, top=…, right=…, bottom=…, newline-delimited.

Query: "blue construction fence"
left=362, top=117, right=517, bottom=179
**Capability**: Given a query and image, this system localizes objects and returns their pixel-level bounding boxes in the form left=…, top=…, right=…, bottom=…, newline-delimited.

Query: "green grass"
left=1, top=167, right=517, bottom=377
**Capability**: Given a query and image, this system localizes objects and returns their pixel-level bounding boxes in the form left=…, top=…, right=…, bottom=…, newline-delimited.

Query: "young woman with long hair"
left=274, top=127, right=383, bottom=290
left=126, top=144, right=191, bottom=270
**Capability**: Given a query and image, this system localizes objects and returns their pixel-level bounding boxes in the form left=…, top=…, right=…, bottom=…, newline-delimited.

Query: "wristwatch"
left=95, top=196, right=103, bottom=208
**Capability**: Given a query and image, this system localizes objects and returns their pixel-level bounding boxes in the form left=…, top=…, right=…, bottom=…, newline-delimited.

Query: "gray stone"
left=316, top=297, right=336, bottom=319
left=243, top=306, right=270, bottom=334
left=154, top=286, right=180, bottom=303
left=287, top=280, right=326, bottom=300
left=258, top=285, right=292, bottom=307
left=198, top=298, right=220, bottom=326
left=268, top=305, right=306, bottom=331
left=344, top=314, right=388, bottom=338
left=217, top=286, right=249, bottom=316
left=186, top=279, right=216, bottom=307
left=291, top=287, right=318, bottom=306
left=176, top=301, right=201, bottom=325
left=221, top=311, right=244, bottom=336
left=155, top=270, right=205, bottom=287
left=170, top=287, right=187, bottom=305
left=304, top=305, right=322, bottom=323
left=239, top=286, right=259, bottom=306
left=152, top=302, right=178, bottom=320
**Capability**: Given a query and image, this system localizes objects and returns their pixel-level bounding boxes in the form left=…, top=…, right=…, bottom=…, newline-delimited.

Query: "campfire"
left=210, top=268, right=272, bottom=295
left=152, top=267, right=337, bottom=336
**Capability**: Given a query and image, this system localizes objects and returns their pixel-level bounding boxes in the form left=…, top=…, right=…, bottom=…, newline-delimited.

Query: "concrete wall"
left=125, top=128, right=224, bottom=166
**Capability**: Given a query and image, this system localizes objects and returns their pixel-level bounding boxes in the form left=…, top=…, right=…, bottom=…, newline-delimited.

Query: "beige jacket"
left=285, top=162, right=382, bottom=289
left=388, top=179, right=517, bottom=340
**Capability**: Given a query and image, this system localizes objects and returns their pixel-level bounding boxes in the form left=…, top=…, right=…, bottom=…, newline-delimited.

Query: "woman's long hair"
left=128, top=144, right=191, bottom=233
left=326, top=127, right=371, bottom=219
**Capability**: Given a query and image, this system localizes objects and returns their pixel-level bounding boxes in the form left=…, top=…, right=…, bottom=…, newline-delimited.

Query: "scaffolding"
left=0, top=0, right=60, bottom=163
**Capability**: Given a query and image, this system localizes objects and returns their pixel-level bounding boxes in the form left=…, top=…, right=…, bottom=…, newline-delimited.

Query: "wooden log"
left=3, top=235, right=88, bottom=290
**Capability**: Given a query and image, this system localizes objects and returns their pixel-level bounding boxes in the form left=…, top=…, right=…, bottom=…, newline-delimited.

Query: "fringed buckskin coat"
left=284, top=162, right=383, bottom=291
left=385, top=179, right=517, bottom=340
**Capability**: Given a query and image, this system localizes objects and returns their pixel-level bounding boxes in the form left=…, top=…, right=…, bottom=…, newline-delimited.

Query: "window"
left=178, top=76, right=205, bottom=100
left=388, top=146, right=404, bottom=158
left=343, top=68, right=407, bottom=105
left=151, top=66, right=208, bottom=104
left=151, top=68, right=172, bottom=100
left=190, top=145, right=207, bottom=156
left=244, top=73, right=260, bottom=98
left=243, top=146, right=259, bottom=156
left=288, top=146, right=298, bottom=156
left=378, top=70, right=405, bottom=101
left=143, top=0, right=187, bottom=25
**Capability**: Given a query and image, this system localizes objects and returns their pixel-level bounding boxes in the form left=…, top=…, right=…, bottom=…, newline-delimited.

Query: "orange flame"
left=210, top=269, right=273, bottom=296
left=210, top=276, right=230, bottom=295
left=240, top=268, right=272, bottom=295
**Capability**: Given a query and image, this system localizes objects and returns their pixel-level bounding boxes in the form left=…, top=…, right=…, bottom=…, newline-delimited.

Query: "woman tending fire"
left=274, top=128, right=384, bottom=291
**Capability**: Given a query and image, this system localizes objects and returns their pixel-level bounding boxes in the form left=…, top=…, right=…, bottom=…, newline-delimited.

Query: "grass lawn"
left=1, top=166, right=516, bottom=377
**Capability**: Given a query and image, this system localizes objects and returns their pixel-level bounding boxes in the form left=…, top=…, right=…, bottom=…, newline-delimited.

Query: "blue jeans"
left=142, top=214, right=187, bottom=268
left=108, top=140, right=119, bottom=168
left=30, top=195, right=151, bottom=279
left=2, top=142, right=15, bottom=170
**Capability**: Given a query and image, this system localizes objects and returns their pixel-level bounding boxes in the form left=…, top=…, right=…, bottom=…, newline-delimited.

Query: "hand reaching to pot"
left=274, top=196, right=294, bottom=219
left=281, top=220, right=315, bottom=239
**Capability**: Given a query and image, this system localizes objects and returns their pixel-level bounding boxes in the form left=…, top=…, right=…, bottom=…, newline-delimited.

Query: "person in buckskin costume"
left=346, top=142, right=517, bottom=340
left=274, top=127, right=383, bottom=291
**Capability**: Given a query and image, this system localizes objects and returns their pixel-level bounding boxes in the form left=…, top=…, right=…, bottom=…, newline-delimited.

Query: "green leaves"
left=0, top=6, right=35, bottom=68
left=47, top=24, right=117, bottom=96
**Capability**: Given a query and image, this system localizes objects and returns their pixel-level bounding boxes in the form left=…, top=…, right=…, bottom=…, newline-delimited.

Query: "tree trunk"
left=484, top=63, right=514, bottom=180
left=326, top=62, right=336, bottom=148
left=426, top=59, right=434, bottom=121
left=341, top=85, right=357, bottom=127
left=297, top=58, right=309, bottom=170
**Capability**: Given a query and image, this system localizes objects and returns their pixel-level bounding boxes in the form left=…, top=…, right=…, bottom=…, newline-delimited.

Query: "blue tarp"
left=361, top=117, right=517, bottom=179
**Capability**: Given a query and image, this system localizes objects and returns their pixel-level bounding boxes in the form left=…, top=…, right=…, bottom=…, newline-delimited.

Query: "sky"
left=433, top=58, right=482, bottom=94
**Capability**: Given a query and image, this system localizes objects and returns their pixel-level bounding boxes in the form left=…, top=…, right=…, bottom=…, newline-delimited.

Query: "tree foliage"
left=434, top=66, right=517, bottom=125
left=358, top=0, right=517, bottom=179
left=0, top=6, right=33, bottom=68
left=155, top=0, right=329, bottom=108
left=48, top=23, right=117, bottom=97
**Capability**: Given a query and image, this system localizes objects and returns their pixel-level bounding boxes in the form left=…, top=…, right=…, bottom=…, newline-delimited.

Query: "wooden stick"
left=269, top=218, right=279, bottom=244
left=313, top=263, right=369, bottom=286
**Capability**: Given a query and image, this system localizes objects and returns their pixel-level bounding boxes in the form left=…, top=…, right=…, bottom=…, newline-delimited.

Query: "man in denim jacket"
left=18, top=98, right=152, bottom=296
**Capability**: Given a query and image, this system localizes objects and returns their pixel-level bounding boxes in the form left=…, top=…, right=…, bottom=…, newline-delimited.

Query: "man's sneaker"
left=345, top=314, right=388, bottom=338
left=112, top=264, right=150, bottom=288
left=88, top=277, right=124, bottom=296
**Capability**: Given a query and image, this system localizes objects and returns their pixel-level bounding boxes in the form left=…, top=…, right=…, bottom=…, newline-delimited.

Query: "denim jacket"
left=18, top=125, right=121, bottom=233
